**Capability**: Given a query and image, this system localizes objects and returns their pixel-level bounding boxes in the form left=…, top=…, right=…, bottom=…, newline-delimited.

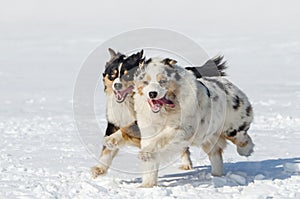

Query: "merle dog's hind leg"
left=91, top=122, right=119, bottom=178
left=202, top=136, right=227, bottom=176
left=225, top=130, right=254, bottom=157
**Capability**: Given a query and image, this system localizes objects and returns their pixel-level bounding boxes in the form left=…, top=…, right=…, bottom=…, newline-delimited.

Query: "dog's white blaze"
left=118, top=62, right=123, bottom=78
left=111, top=63, right=123, bottom=91
left=112, top=78, right=121, bottom=91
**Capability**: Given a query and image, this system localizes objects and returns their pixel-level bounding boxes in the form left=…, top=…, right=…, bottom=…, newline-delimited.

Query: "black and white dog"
left=91, top=49, right=143, bottom=178
left=133, top=58, right=254, bottom=187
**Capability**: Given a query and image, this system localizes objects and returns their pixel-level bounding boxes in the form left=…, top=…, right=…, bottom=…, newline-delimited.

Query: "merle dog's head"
left=103, top=48, right=144, bottom=103
left=135, top=57, right=179, bottom=113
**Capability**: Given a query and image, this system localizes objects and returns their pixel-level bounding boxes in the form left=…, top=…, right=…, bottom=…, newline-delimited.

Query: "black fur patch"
left=246, top=105, right=253, bottom=116
left=185, top=67, right=202, bottom=78
left=104, top=54, right=125, bottom=81
left=198, top=81, right=210, bottom=98
left=105, top=122, right=120, bottom=137
left=201, top=118, right=205, bottom=124
left=238, top=122, right=249, bottom=132
left=145, top=58, right=152, bottom=64
left=120, top=50, right=143, bottom=81
left=227, top=129, right=237, bottom=137
left=161, top=58, right=177, bottom=67
left=233, top=95, right=240, bottom=110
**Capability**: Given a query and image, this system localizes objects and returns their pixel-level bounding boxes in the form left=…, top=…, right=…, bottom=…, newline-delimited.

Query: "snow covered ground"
left=1, top=24, right=300, bottom=198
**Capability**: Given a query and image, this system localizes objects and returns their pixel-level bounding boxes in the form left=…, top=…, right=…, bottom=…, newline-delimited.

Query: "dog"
left=133, top=57, right=255, bottom=187
left=92, top=49, right=229, bottom=177
left=91, top=49, right=142, bottom=178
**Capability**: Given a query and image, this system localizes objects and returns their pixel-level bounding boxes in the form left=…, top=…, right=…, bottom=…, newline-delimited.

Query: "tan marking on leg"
left=101, top=146, right=112, bottom=155
left=120, top=126, right=141, bottom=148
left=224, top=132, right=250, bottom=147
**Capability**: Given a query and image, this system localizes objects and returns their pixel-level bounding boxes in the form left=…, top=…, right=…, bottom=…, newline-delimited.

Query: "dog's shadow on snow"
left=120, top=157, right=300, bottom=187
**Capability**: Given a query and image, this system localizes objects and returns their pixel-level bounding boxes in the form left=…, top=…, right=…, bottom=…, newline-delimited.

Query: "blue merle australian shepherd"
left=133, top=58, right=254, bottom=187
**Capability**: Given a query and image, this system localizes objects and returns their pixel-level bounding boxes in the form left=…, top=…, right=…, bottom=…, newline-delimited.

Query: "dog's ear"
left=126, top=49, right=144, bottom=65
left=108, top=48, right=117, bottom=58
left=162, top=58, right=177, bottom=67
left=137, top=49, right=144, bottom=59
left=132, top=49, right=144, bottom=61
left=139, top=58, right=145, bottom=69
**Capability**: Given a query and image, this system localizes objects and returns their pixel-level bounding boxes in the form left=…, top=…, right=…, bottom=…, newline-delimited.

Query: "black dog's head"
left=112, top=50, right=144, bottom=103
left=102, top=48, right=126, bottom=95
left=102, top=48, right=144, bottom=103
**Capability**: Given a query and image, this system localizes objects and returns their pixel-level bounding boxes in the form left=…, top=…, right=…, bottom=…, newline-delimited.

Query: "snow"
left=1, top=23, right=300, bottom=198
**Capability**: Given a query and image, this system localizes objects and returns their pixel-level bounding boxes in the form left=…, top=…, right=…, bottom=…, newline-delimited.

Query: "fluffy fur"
left=134, top=58, right=254, bottom=187
left=91, top=49, right=142, bottom=178
left=92, top=50, right=194, bottom=178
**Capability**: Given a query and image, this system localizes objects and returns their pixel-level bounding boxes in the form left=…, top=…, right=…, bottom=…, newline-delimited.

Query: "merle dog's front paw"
left=103, top=136, right=118, bottom=150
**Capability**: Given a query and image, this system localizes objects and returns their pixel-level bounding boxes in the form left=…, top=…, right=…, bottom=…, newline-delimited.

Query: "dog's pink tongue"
left=116, top=91, right=123, bottom=101
left=115, top=85, right=134, bottom=101
left=147, top=99, right=161, bottom=113
left=159, top=98, right=175, bottom=108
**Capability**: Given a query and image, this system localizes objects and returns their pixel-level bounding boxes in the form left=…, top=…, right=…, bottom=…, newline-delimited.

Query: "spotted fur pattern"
left=134, top=58, right=254, bottom=187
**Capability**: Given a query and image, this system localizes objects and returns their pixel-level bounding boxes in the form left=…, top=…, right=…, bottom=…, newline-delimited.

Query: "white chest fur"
left=106, top=94, right=136, bottom=127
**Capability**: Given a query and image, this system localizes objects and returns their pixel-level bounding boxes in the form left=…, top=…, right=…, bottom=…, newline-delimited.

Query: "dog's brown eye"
left=143, top=81, right=149, bottom=85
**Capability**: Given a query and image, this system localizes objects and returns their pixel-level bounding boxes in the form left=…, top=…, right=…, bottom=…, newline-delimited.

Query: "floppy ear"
left=108, top=48, right=117, bottom=58
left=161, top=58, right=177, bottom=67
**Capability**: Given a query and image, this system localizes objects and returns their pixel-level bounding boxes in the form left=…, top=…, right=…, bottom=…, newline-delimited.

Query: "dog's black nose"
left=114, top=83, right=123, bottom=90
left=149, top=91, right=158, bottom=99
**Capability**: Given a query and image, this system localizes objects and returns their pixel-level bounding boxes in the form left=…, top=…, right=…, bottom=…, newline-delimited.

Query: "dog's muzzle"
left=147, top=95, right=175, bottom=113
left=114, top=85, right=134, bottom=103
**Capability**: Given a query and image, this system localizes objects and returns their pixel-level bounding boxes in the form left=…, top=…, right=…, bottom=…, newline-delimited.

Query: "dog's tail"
left=185, top=55, right=227, bottom=78
left=212, top=55, right=227, bottom=76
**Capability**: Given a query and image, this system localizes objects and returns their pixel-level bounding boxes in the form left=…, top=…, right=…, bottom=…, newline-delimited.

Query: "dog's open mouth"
left=147, top=96, right=175, bottom=113
left=114, top=85, right=134, bottom=103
